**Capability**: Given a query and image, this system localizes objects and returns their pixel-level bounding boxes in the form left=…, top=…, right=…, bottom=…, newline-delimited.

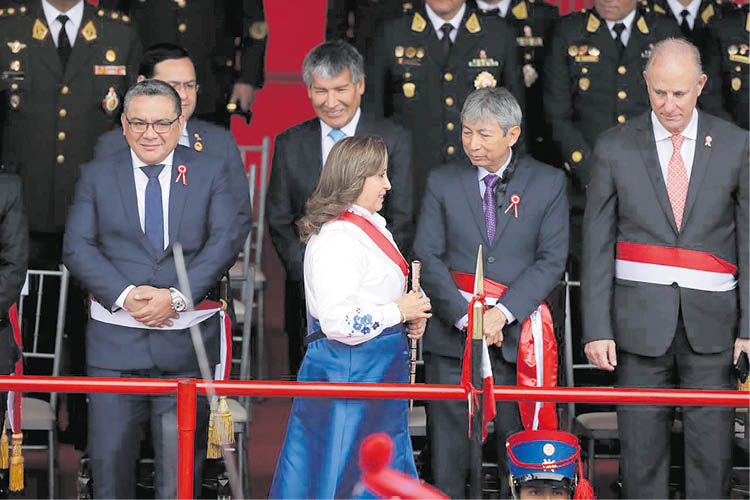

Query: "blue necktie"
left=141, top=164, right=165, bottom=253
left=328, top=129, right=346, bottom=143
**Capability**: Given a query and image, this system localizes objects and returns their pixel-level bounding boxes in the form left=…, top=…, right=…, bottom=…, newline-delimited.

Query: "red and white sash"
left=90, top=297, right=232, bottom=381
left=615, top=241, right=737, bottom=292
left=336, top=211, right=408, bottom=280
left=452, top=271, right=558, bottom=431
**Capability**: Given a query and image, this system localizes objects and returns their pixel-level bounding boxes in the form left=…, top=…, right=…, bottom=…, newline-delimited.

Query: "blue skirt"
left=270, top=325, right=417, bottom=499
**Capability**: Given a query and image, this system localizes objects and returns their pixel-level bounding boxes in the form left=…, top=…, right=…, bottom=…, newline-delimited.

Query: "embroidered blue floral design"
left=346, top=309, right=380, bottom=336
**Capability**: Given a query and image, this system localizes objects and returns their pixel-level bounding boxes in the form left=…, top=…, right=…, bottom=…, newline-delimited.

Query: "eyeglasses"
left=125, top=116, right=180, bottom=134
left=167, top=81, right=199, bottom=93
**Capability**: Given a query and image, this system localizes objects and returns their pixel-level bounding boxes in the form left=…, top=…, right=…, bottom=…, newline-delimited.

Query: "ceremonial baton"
left=173, top=243, right=241, bottom=499
left=409, top=260, right=421, bottom=411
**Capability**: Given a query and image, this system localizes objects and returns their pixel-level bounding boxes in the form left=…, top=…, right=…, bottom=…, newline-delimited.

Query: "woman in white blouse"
left=270, top=136, right=432, bottom=499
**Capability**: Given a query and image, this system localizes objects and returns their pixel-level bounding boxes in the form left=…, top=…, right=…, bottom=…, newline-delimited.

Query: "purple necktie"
left=483, top=174, right=499, bottom=241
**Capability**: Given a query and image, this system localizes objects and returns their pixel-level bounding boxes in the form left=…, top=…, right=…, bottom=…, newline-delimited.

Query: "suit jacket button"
left=671, top=281, right=678, bottom=288
left=488, top=256, right=495, bottom=263
left=156, top=265, right=162, bottom=271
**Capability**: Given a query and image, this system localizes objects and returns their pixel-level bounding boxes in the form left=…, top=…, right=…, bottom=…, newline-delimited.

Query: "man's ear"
left=136, top=74, right=146, bottom=83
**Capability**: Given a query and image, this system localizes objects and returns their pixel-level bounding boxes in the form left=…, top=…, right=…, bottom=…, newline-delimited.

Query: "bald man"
left=582, top=38, right=748, bottom=498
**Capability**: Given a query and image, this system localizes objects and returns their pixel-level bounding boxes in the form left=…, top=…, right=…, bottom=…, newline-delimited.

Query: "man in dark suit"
left=100, top=0, right=266, bottom=125
left=707, top=3, right=749, bottom=129
left=476, top=0, right=560, bottom=165
left=267, top=40, right=413, bottom=378
left=413, top=87, right=568, bottom=497
left=582, top=39, right=748, bottom=498
left=94, top=43, right=252, bottom=256
left=63, top=80, right=247, bottom=499
left=365, top=0, right=523, bottom=210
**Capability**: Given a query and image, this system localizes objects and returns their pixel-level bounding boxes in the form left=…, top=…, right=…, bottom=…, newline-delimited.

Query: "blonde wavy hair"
left=297, top=135, right=387, bottom=243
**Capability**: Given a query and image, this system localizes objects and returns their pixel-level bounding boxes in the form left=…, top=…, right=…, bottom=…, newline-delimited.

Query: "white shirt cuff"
left=383, top=303, right=402, bottom=327
left=114, top=285, right=135, bottom=311
left=496, top=303, right=515, bottom=324
left=455, top=314, right=469, bottom=330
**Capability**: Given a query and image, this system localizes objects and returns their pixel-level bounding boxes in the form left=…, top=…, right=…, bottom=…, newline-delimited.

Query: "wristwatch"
left=169, top=288, right=187, bottom=312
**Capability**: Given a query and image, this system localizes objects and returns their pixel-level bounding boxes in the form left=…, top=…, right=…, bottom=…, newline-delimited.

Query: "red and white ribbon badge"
left=504, top=193, right=521, bottom=218
left=175, top=164, right=188, bottom=185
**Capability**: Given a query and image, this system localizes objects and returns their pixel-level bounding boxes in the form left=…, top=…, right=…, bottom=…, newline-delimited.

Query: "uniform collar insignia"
left=512, top=1, right=529, bottom=20
left=700, top=4, right=714, bottom=24
left=411, top=12, right=427, bottom=32
left=466, top=12, right=482, bottom=33
left=637, top=15, right=649, bottom=34
left=653, top=3, right=666, bottom=14
left=586, top=13, right=600, bottom=32
left=746, top=11, right=749, bottom=32
left=32, top=19, right=48, bottom=41
left=81, top=20, right=97, bottom=42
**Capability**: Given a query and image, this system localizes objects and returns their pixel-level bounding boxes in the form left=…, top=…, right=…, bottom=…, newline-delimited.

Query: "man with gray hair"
left=583, top=37, right=748, bottom=497
left=414, top=87, right=568, bottom=497
left=63, top=79, right=245, bottom=498
left=267, top=40, right=413, bottom=377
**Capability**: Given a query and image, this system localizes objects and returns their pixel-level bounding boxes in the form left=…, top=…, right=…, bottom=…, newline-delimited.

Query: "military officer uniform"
left=644, top=0, right=736, bottom=116
left=326, top=0, right=415, bottom=58
left=477, top=0, right=559, bottom=165
left=104, top=0, right=266, bottom=124
left=365, top=2, right=523, bottom=211
left=707, top=3, right=749, bottom=129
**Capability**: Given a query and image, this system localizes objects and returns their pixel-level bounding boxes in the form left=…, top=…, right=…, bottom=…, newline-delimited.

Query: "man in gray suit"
left=582, top=38, right=749, bottom=498
left=414, top=87, right=568, bottom=497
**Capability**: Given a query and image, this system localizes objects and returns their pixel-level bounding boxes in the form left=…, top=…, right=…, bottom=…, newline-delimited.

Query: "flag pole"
left=469, top=246, right=484, bottom=498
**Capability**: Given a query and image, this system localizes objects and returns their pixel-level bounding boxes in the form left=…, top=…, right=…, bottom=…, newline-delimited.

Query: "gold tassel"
left=0, top=422, right=8, bottom=470
left=207, top=396, right=234, bottom=455
left=9, top=433, right=23, bottom=492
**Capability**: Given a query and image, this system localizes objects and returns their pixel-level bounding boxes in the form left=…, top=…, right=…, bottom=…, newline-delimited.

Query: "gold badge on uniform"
left=653, top=3, right=666, bottom=14
left=746, top=12, right=749, bottom=32
left=105, top=49, right=116, bottom=62
left=395, top=46, right=405, bottom=58
left=466, top=13, right=481, bottom=33
left=586, top=14, right=600, bottom=33
left=9, top=94, right=20, bottom=110
left=7, top=41, right=26, bottom=54
left=102, top=87, right=119, bottom=114
left=416, top=47, right=424, bottom=58
left=402, top=82, right=416, bottom=98
left=9, top=60, right=20, bottom=72
left=250, top=21, right=268, bottom=40
left=700, top=4, right=714, bottom=24
left=732, top=77, right=742, bottom=91
left=474, top=71, right=497, bottom=89
left=578, top=77, right=590, bottom=91
left=405, top=46, right=416, bottom=58
left=729, top=45, right=739, bottom=55
left=81, top=20, right=97, bottom=42
left=637, top=16, right=649, bottom=34
left=32, top=19, right=49, bottom=41
left=589, top=47, right=600, bottom=56
left=511, top=1, right=528, bottom=20
left=411, top=12, right=427, bottom=32
left=571, top=151, right=583, bottom=163
left=741, top=44, right=748, bottom=55
left=403, top=2, right=413, bottom=12
left=568, top=45, right=578, bottom=56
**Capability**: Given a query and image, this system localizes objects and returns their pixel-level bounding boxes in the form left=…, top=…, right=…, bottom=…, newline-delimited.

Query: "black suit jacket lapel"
left=636, top=113, right=680, bottom=235
left=492, top=155, right=532, bottom=245
left=681, top=112, right=712, bottom=228
left=63, top=4, right=100, bottom=81
left=28, top=6, right=63, bottom=78
left=460, top=163, right=490, bottom=247
left=115, top=148, right=156, bottom=257
left=166, top=147, right=190, bottom=257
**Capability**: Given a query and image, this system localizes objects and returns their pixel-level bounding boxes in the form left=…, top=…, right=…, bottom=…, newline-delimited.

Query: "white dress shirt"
left=320, top=108, right=360, bottom=166
left=666, top=0, right=701, bottom=29
left=42, top=0, right=84, bottom=47
left=605, top=9, right=637, bottom=46
left=652, top=108, right=698, bottom=181
left=114, top=149, right=178, bottom=309
left=455, top=151, right=516, bottom=330
left=425, top=2, right=467, bottom=42
left=179, top=123, right=190, bottom=147
left=304, top=204, right=405, bottom=346
left=476, top=0, right=511, bottom=17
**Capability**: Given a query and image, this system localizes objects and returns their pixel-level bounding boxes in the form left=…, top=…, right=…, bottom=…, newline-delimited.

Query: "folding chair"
left=16, top=266, right=70, bottom=499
